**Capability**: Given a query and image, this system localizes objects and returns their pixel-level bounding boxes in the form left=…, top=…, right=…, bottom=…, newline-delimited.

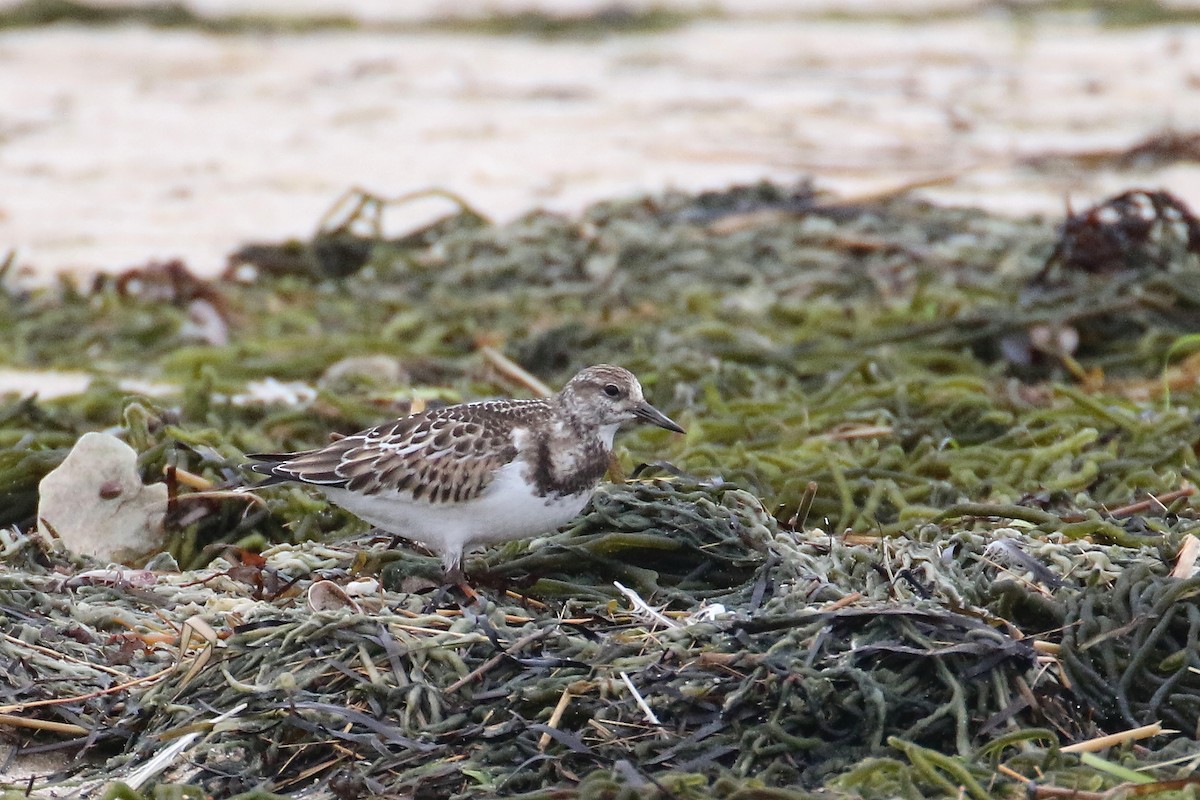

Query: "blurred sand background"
left=3, top=0, right=1200, bottom=281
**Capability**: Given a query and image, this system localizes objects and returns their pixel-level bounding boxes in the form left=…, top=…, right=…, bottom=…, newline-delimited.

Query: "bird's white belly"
left=320, top=460, right=592, bottom=555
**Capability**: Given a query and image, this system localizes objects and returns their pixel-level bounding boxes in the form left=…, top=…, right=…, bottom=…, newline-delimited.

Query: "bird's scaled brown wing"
left=248, top=401, right=549, bottom=504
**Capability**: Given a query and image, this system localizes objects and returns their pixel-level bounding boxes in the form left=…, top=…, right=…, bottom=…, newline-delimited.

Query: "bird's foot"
left=444, top=565, right=480, bottom=603
left=420, top=567, right=480, bottom=612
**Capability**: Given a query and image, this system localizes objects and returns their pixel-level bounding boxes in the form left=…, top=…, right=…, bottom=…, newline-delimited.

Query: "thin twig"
left=614, top=581, right=678, bottom=629
left=445, top=630, right=547, bottom=693
left=480, top=346, right=552, bottom=396
left=996, top=763, right=1031, bottom=784
left=619, top=671, right=661, bottom=726
left=1030, top=786, right=1107, bottom=800
left=1061, top=722, right=1168, bottom=753
left=1107, top=486, right=1195, bottom=519
left=504, top=589, right=548, bottom=610
left=166, top=466, right=214, bottom=491
left=1063, top=485, right=1197, bottom=524
left=815, top=424, right=894, bottom=442
left=0, top=713, right=88, bottom=735
left=538, top=685, right=573, bottom=751
left=0, top=632, right=129, bottom=678
left=0, top=667, right=174, bottom=714
left=822, top=592, right=863, bottom=612
left=696, top=651, right=764, bottom=668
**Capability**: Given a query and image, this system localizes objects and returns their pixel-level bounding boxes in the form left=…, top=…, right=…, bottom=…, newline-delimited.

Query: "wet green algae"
left=3, top=184, right=1200, bottom=797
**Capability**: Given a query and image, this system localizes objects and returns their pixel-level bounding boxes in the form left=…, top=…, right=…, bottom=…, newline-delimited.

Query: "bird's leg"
left=422, top=565, right=478, bottom=610
left=455, top=579, right=479, bottom=603
left=443, top=549, right=478, bottom=602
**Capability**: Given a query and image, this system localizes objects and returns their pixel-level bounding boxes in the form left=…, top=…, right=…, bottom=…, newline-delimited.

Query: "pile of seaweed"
left=3, top=183, right=1200, bottom=798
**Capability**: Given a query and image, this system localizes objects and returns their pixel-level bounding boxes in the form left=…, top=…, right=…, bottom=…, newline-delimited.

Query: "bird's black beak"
left=633, top=401, right=685, bottom=433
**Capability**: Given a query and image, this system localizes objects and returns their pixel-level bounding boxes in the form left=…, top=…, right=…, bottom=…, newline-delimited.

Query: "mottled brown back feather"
left=247, top=399, right=552, bottom=504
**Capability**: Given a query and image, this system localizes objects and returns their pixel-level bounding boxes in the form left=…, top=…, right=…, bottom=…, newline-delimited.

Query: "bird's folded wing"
left=250, top=411, right=523, bottom=504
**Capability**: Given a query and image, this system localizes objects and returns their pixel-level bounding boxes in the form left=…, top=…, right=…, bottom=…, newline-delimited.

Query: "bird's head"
left=558, top=364, right=685, bottom=434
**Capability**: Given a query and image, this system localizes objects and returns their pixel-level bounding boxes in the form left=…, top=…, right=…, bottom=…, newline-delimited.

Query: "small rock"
left=37, top=432, right=168, bottom=564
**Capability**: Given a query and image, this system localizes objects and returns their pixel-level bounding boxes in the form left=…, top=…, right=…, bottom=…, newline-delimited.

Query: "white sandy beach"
left=2, top=1, right=1199, bottom=281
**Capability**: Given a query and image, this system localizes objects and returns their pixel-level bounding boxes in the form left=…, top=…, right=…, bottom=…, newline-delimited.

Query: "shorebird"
left=247, top=365, right=684, bottom=578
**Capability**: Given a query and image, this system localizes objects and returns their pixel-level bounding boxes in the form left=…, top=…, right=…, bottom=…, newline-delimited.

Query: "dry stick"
left=1106, top=486, right=1195, bottom=519
left=0, top=632, right=130, bottom=679
left=1031, top=786, right=1108, bottom=800
left=315, top=186, right=478, bottom=239
left=1013, top=677, right=1041, bottom=716
left=1061, top=485, right=1197, bottom=524
left=706, top=209, right=794, bottom=236
left=504, top=589, right=549, bottom=610
left=0, top=713, right=88, bottom=736
left=838, top=168, right=983, bottom=205
left=587, top=718, right=616, bottom=740
left=283, top=754, right=351, bottom=788
left=996, top=763, right=1031, bottom=785
left=537, top=686, right=574, bottom=751
left=395, top=608, right=452, bottom=625
left=1031, top=640, right=1062, bottom=655
left=0, top=666, right=174, bottom=714
left=619, top=671, right=661, bottom=726
left=1127, top=778, right=1200, bottom=796
left=816, top=425, right=894, bottom=442
left=164, top=465, right=269, bottom=509
left=614, top=581, right=678, bottom=629
left=168, top=466, right=214, bottom=491
left=480, top=346, right=552, bottom=397
left=1060, top=721, right=1166, bottom=753
left=444, top=630, right=546, bottom=693
left=789, top=480, right=819, bottom=530
left=822, top=592, right=863, bottom=612
left=696, top=652, right=765, bottom=668
left=175, top=616, right=221, bottom=694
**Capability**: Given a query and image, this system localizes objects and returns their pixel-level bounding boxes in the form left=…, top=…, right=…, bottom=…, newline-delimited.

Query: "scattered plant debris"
left=3, top=183, right=1200, bottom=798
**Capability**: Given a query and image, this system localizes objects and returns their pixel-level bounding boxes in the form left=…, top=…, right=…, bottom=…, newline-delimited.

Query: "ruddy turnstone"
left=246, top=365, right=684, bottom=577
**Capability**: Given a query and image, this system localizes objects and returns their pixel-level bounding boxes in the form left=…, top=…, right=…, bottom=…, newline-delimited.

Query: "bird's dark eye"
left=603, top=383, right=621, bottom=398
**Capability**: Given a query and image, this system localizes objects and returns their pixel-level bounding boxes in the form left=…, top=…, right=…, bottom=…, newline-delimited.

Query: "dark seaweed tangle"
left=6, top=184, right=1200, bottom=799
left=5, top=481, right=1198, bottom=799
left=1061, top=566, right=1200, bottom=735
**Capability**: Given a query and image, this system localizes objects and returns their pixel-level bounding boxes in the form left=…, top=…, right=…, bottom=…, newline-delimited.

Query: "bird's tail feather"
left=244, top=452, right=310, bottom=487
